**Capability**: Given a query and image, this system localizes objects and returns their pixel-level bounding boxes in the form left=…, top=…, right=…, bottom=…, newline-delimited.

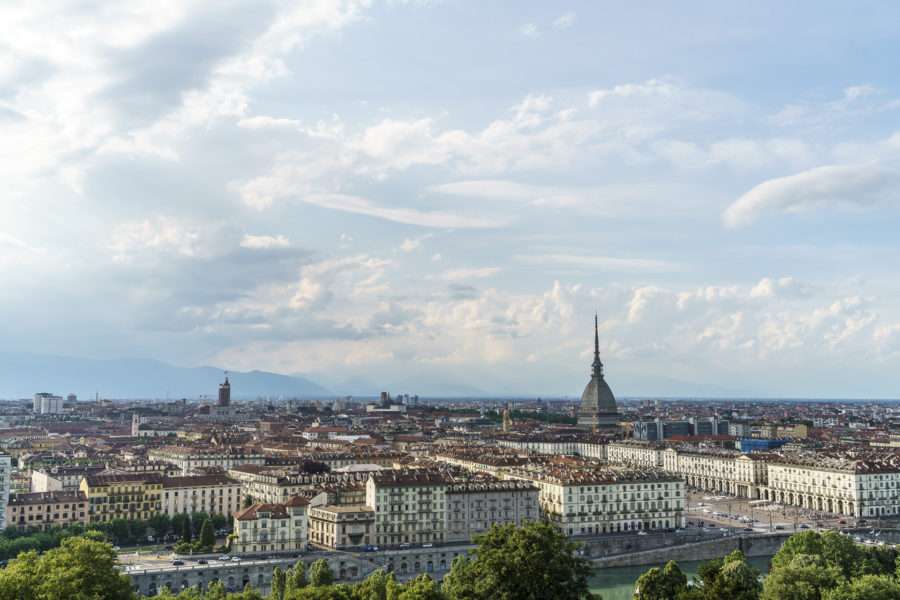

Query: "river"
left=589, top=555, right=772, bottom=600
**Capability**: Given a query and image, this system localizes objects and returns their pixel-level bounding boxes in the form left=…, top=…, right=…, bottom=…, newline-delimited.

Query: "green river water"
left=588, top=555, right=772, bottom=600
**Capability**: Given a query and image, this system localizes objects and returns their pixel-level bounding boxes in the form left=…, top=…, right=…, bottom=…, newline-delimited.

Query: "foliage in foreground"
left=633, top=530, right=900, bottom=600
left=0, top=521, right=600, bottom=600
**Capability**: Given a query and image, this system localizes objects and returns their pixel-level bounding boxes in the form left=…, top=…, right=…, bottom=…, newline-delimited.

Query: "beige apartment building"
left=308, top=505, right=375, bottom=550
left=662, top=447, right=770, bottom=498
left=507, top=466, right=684, bottom=535
left=149, top=445, right=266, bottom=475
left=366, top=470, right=450, bottom=547
left=7, top=490, right=89, bottom=531
left=161, top=474, right=242, bottom=517
left=445, top=479, right=539, bottom=543
left=764, top=454, right=900, bottom=518
left=607, top=441, right=667, bottom=469
left=232, top=496, right=309, bottom=556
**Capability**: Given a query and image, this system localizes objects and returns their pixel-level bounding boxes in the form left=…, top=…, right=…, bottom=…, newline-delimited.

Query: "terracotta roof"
left=233, top=502, right=289, bottom=520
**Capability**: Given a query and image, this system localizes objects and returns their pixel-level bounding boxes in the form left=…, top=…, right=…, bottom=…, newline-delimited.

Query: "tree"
left=81, top=530, right=106, bottom=543
left=3, top=525, right=19, bottom=540
left=0, top=536, right=134, bottom=600
left=206, top=580, right=228, bottom=600
left=272, top=566, right=287, bottom=600
left=211, top=513, right=229, bottom=531
left=771, top=531, right=824, bottom=572
left=703, top=552, right=762, bottom=600
left=108, top=518, right=130, bottom=544
left=286, top=586, right=351, bottom=600
left=181, top=515, right=193, bottom=543
left=391, top=574, right=442, bottom=600
left=243, top=495, right=254, bottom=508
left=286, top=561, right=309, bottom=594
left=310, top=559, right=334, bottom=587
left=441, top=521, right=599, bottom=600
left=761, top=554, right=842, bottom=600
left=128, top=518, right=147, bottom=541
left=199, top=519, right=216, bottom=549
left=191, top=511, right=210, bottom=535
left=634, top=561, right=688, bottom=600
left=351, top=569, right=395, bottom=600
left=150, top=513, right=171, bottom=536
left=822, top=574, right=900, bottom=600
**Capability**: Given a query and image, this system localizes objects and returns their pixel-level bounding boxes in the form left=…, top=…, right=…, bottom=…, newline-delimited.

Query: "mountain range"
left=0, top=352, right=749, bottom=400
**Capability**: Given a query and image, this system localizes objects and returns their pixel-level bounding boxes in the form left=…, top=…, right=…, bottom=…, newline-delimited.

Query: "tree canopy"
left=441, top=520, right=599, bottom=600
left=0, top=536, right=134, bottom=600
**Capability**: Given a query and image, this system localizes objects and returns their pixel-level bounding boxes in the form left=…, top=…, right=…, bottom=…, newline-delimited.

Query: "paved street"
left=684, top=488, right=869, bottom=535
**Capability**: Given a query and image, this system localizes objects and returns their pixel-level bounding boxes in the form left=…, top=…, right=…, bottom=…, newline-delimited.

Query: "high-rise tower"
left=218, top=373, right=231, bottom=407
left=576, top=315, right=619, bottom=430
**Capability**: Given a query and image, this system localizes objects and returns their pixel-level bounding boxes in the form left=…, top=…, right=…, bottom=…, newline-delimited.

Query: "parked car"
left=636, top=531, right=647, bottom=536
left=838, top=520, right=847, bottom=524
left=799, top=524, right=810, bottom=529
left=112, top=546, right=121, bottom=551
left=422, top=543, right=433, bottom=547
left=197, top=559, right=208, bottom=565
left=774, top=525, right=785, bottom=530
left=363, top=546, right=378, bottom=552
left=399, top=542, right=410, bottom=549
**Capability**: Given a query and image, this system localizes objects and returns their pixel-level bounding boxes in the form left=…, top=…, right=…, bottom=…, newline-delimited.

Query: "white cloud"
left=553, top=12, right=576, bottom=29
left=241, top=234, right=291, bottom=249
left=400, top=233, right=433, bottom=252
left=769, top=84, right=884, bottom=128
left=515, top=253, right=676, bottom=272
left=440, top=267, right=500, bottom=280
left=290, top=254, right=390, bottom=311
left=519, top=23, right=538, bottom=37
left=724, top=163, right=900, bottom=227
left=300, top=194, right=504, bottom=228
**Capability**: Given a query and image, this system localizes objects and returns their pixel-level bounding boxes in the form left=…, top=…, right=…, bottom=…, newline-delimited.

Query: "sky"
left=2, top=1, right=900, bottom=398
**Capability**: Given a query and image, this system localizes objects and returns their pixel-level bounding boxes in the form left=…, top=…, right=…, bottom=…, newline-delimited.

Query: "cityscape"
left=2, top=319, right=900, bottom=597
left=3, top=1, right=900, bottom=599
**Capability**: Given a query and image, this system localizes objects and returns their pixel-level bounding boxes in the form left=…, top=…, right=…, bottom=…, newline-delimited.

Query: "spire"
left=592, top=313, right=604, bottom=378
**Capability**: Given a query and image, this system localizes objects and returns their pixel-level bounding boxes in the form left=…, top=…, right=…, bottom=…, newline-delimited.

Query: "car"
left=112, top=546, right=121, bottom=551
left=231, top=556, right=241, bottom=562
left=399, top=542, right=410, bottom=549
left=799, top=524, right=810, bottom=529
left=637, top=531, right=647, bottom=536
left=197, top=559, right=208, bottom=564
left=774, top=525, right=785, bottom=530
left=219, top=555, right=231, bottom=561
left=363, top=546, right=378, bottom=552
left=743, top=528, right=754, bottom=532
left=719, top=528, right=728, bottom=532
left=422, top=543, right=434, bottom=547
left=857, top=519, right=868, bottom=525
left=838, top=520, right=847, bottom=524
left=171, top=559, right=184, bottom=566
